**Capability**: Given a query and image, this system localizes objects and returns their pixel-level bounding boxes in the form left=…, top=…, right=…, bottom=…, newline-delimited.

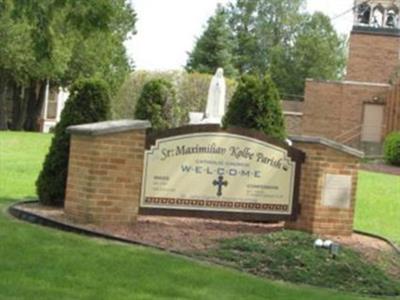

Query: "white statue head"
left=216, top=68, right=224, bottom=78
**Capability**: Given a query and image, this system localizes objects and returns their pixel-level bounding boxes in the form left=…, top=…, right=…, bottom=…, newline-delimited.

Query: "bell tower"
left=346, top=0, right=400, bottom=83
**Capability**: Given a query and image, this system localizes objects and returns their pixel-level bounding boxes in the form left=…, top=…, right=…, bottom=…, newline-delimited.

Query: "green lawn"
left=0, top=132, right=51, bottom=200
left=0, top=131, right=397, bottom=300
left=355, top=171, right=400, bottom=245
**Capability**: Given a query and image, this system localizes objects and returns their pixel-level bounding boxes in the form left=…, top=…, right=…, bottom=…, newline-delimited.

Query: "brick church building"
left=284, top=0, right=400, bottom=156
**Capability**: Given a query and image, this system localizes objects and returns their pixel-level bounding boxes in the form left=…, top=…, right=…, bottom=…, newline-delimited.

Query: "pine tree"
left=36, top=79, right=111, bottom=206
left=186, top=5, right=237, bottom=78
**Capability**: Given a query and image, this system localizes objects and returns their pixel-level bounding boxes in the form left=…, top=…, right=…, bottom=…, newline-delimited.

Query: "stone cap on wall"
left=305, top=78, right=391, bottom=88
left=289, top=135, right=365, bottom=158
left=67, top=119, right=151, bottom=136
left=283, top=111, right=303, bottom=116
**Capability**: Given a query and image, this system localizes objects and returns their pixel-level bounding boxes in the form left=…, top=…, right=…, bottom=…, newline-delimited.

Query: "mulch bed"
left=13, top=202, right=396, bottom=258
left=361, top=163, right=400, bottom=176
left=13, top=202, right=283, bottom=252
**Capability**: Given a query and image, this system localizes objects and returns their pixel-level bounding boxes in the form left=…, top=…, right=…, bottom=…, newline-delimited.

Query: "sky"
left=126, top=0, right=354, bottom=71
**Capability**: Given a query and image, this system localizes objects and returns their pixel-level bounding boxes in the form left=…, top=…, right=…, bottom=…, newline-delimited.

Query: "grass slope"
left=0, top=209, right=376, bottom=300
left=200, top=231, right=400, bottom=296
left=355, top=171, right=400, bottom=245
left=0, top=131, right=396, bottom=300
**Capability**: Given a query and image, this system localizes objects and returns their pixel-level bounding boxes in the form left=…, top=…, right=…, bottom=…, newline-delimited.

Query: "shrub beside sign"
left=140, top=128, right=305, bottom=221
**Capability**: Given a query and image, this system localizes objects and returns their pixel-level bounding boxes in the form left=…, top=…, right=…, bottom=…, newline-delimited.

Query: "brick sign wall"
left=65, top=120, right=363, bottom=237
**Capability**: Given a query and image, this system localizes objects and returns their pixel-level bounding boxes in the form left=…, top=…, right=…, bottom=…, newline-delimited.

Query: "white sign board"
left=140, top=133, right=297, bottom=216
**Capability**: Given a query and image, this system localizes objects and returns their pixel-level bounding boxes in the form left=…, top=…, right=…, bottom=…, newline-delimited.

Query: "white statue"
left=204, top=68, right=226, bottom=124
left=188, top=68, right=227, bottom=125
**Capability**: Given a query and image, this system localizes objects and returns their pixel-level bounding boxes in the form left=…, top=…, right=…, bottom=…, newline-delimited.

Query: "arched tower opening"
left=354, top=0, right=400, bottom=29
left=372, top=4, right=385, bottom=27
left=385, top=6, right=399, bottom=27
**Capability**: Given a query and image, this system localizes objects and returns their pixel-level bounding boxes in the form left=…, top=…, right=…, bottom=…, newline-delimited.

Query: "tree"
left=226, top=0, right=345, bottom=97
left=228, top=0, right=304, bottom=75
left=223, top=74, right=286, bottom=140
left=11, top=0, right=78, bottom=131
left=270, top=12, right=346, bottom=96
left=0, top=0, right=35, bottom=130
left=61, top=0, right=136, bottom=95
left=134, top=79, right=178, bottom=130
left=227, top=0, right=259, bottom=74
left=0, top=0, right=136, bottom=131
left=245, top=0, right=305, bottom=75
left=186, top=5, right=237, bottom=78
left=36, top=79, right=111, bottom=206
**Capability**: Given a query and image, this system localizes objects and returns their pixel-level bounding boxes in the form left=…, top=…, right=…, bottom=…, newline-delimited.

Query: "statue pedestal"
left=189, top=112, right=204, bottom=125
left=200, top=117, right=222, bottom=125
left=189, top=112, right=222, bottom=125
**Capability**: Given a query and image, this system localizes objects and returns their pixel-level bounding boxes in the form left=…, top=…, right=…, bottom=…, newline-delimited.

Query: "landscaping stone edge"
left=8, top=200, right=399, bottom=255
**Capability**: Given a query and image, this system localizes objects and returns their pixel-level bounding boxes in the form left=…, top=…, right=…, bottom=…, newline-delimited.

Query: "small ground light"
left=314, top=239, right=340, bottom=258
left=314, top=239, right=324, bottom=248
left=323, top=240, right=333, bottom=248
left=330, top=243, right=340, bottom=258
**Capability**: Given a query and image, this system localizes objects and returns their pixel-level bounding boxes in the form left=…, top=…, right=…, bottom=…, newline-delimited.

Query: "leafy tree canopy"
left=0, top=0, right=136, bottom=130
left=187, top=0, right=346, bottom=98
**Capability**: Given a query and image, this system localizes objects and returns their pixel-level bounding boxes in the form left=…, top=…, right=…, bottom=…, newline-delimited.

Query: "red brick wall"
left=285, top=142, right=360, bottom=236
left=346, top=31, right=400, bottom=83
left=302, top=80, right=390, bottom=143
left=65, top=130, right=146, bottom=225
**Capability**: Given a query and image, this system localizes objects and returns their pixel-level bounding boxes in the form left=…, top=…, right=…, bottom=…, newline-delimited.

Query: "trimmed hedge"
left=36, top=79, right=111, bottom=206
left=112, top=71, right=237, bottom=124
left=134, top=79, right=177, bottom=130
left=223, top=74, right=286, bottom=140
left=384, top=131, right=400, bottom=166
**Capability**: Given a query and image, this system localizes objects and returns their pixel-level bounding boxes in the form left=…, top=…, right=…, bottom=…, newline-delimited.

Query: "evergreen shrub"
left=384, top=131, right=400, bottom=166
left=112, top=71, right=237, bottom=124
left=134, top=79, right=177, bottom=130
left=36, top=78, right=111, bottom=206
left=223, top=74, right=286, bottom=140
